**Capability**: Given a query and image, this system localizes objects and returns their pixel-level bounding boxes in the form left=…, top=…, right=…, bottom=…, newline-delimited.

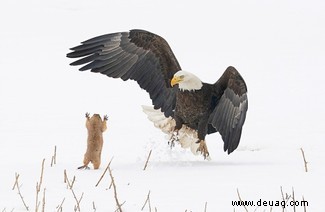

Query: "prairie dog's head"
left=87, top=114, right=104, bottom=130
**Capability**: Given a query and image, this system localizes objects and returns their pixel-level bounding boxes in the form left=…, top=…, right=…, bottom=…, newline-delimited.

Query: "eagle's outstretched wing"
left=209, top=66, right=248, bottom=154
left=67, top=29, right=181, bottom=117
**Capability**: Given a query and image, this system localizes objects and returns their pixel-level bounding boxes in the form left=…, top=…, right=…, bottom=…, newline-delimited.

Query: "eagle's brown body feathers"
left=67, top=29, right=248, bottom=157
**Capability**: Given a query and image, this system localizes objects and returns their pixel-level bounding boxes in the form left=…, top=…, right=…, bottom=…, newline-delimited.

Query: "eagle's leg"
left=168, top=130, right=179, bottom=148
left=196, top=140, right=210, bottom=159
left=169, top=115, right=182, bottom=148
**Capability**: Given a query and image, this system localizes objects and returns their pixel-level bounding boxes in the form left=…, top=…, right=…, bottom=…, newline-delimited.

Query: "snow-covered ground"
left=1, top=0, right=325, bottom=211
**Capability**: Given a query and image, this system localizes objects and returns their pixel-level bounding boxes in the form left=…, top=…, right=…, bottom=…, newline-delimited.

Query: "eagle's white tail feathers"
left=142, top=105, right=200, bottom=155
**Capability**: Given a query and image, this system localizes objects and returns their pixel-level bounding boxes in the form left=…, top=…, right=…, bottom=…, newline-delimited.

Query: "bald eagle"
left=67, top=29, right=248, bottom=159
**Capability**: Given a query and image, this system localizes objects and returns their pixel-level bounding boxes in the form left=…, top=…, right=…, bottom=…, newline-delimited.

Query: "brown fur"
left=80, top=113, right=107, bottom=169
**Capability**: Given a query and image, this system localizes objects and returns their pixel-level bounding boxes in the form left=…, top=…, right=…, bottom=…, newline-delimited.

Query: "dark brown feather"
left=209, top=66, right=248, bottom=154
left=67, top=29, right=181, bottom=117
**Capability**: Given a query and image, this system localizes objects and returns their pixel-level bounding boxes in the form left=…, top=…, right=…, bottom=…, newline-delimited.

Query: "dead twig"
left=70, top=176, right=76, bottom=189
left=64, top=169, right=76, bottom=189
left=12, top=173, right=29, bottom=211
left=236, top=188, right=248, bottom=212
left=95, top=157, right=114, bottom=187
left=64, top=170, right=67, bottom=184
left=64, top=170, right=83, bottom=211
left=56, top=198, right=65, bottom=212
left=302, top=196, right=307, bottom=212
left=292, top=187, right=296, bottom=212
left=300, top=148, right=308, bottom=172
left=51, top=146, right=57, bottom=167
left=114, top=202, right=126, bottom=212
left=92, top=201, right=96, bottom=211
left=107, top=162, right=123, bottom=212
left=35, top=159, right=45, bottom=212
left=141, top=190, right=151, bottom=211
left=78, top=193, right=84, bottom=207
left=143, top=150, right=152, bottom=171
left=41, top=188, right=46, bottom=212
left=280, top=186, right=285, bottom=212
left=109, top=181, right=113, bottom=189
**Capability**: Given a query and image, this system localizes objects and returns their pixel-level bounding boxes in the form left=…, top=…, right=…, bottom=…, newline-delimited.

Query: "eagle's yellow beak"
left=171, top=76, right=183, bottom=87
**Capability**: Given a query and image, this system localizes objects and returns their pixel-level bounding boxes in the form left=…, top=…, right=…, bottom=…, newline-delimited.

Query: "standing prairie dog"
left=78, top=113, right=108, bottom=170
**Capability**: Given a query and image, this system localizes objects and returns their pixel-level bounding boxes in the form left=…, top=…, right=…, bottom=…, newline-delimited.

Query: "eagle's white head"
left=170, top=70, right=203, bottom=91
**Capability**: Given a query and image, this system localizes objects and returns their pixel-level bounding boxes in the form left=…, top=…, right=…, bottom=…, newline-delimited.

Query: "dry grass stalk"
left=143, top=150, right=152, bottom=171
left=78, top=193, right=84, bottom=207
left=141, top=190, right=151, bottom=211
left=109, top=181, right=113, bottom=189
left=302, top=196, right=307, bottom=212
left=236, top=188, right=248, bottom=212
left=280, top=186, right=293, bottom=211
left=64, top=169, right=76, bottom=189
left=292, top=187, right=296, bottom=212
left=300, top=148, right=308, bottom=172
left=56, top=198, right=65, bottom=212
left=64, top=170, right=67, bottom=183
left=95, top=157, right=114, bottom=187
left=64, top=170, right=83, bottom=211
left=114, top=202, right=126, bottom=212
left=280, top=186, right=285, bottom=212
left=35, top=159, right=45, bottom=212
left=70, top=176, right=76, bottom=189
left=12, top=173, right=19, bottom=190
left=64, top=170, right=84, bottom=211
left=92, top=201, right=96, bottom=211
left=41, top=188, right=46, bottom=212
left=51, top=146, right=57, bottom=167
left=12, top=173, right=29, bottom=211
left=107, top=162, right=123, bottom=212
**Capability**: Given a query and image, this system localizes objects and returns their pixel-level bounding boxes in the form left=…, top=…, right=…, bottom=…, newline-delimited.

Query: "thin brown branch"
left=114, top=202, right=126, bottom=212
left=51, top=146, right=57, bottom=167
left=92, top=201, right=96, bottom=211
left=236, top=188, right=248, bottom=212
left=292, top=187, right=296, bottom=212
left=37, top=159, right=45, bottom=192
left=95, top=157, right=114, bottom=187
left=302, top=196, right=307, bottom=212
left=56, top=198, right=65, bottom=212
left=78, top=193, right=84, bottom=206
left=64, top=169, right=76, bottom=189
left=143, top=150, right=152, bottom=171
left=64, top=170, right=67, bottom=184
left=64, top=170, right=82, bottom=211
left=41, top=188, right=46, bottom=212
left=107, top=162, right=123, bottom=212
left=13, top=173, right=29, bottom=211
left=141, top=190, right=151, bottom=211
left=35, top=159, right=45, bottom=212
left=280, top=186, right=285, bottom=212
left=70, top=176, right=76, bottom=189
left=300, top=148, right=308, bottom=172
left=12, top=173, right=19, bottom=190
